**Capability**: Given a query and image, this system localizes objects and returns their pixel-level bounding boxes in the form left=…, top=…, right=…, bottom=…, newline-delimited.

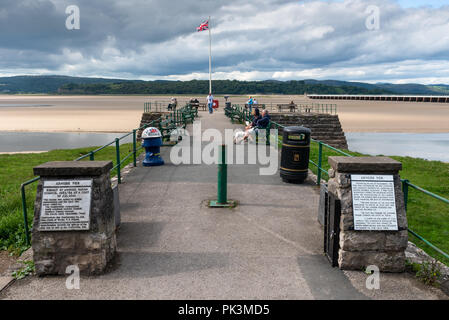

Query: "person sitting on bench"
left=245, top=107, right=260, bottom=130
left=243, top=109, right=269, bottom=142
left=168, top=97, right=177, bottom=110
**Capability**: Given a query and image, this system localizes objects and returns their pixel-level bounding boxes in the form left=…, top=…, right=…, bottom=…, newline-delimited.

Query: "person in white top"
left=207, top=93, right=214, bottom=114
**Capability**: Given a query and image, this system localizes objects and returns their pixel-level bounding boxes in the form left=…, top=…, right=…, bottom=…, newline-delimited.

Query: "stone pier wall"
left=269, top=113, right=348, bottom=149
left=138, top=112, right=170, bottom=138
left=32, top=161, right=116, bottom=276
left=327, top=156, right=408, bottom=272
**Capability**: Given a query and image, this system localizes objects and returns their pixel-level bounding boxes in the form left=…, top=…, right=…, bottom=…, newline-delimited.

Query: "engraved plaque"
left=39, top=180, right=92, bottom=231
left=351, top=175, right=398, bottom=231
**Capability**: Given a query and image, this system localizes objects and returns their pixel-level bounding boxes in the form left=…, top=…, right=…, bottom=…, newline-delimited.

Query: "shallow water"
left=0, top=104, right=53, bottom=108
left=346, top=132, right=449, bottom=162
left=0, top=131, right=133, bottom=153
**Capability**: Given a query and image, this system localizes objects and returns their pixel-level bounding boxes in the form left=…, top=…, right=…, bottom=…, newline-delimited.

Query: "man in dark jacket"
left=256, top=110, right=270, bottom=129
left=242, top=109, right=270, bottom=142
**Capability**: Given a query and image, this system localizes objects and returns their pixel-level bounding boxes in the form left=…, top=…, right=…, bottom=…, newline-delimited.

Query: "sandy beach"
left=0, top=95, right=448, bottom=133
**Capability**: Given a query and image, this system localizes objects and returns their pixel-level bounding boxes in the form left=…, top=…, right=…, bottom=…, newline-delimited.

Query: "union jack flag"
left=197, top=20, right=209, bottom=32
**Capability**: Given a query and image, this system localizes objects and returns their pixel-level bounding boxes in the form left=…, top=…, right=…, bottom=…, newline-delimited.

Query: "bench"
left=244, top=104, right=265, bottom=110
left=255, top=121, right=271, bottom=145
left=158, top=118, right=178, bottom=140
left=230, top=109, right=243, bottom=123
left=181, top=110, right=195, bottom=124
left=277, top=104, right=297, bottom=112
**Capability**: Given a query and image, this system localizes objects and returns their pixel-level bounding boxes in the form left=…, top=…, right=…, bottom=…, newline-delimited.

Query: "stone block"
left=328, top=156, right=402, bottom=173
left=385, top=230, right=409, bottom=251
left=338, top=249, right=406, bottom=272
left=34, top=161, right=113, bottom=177
left=340, top=230, right=386, bottom=251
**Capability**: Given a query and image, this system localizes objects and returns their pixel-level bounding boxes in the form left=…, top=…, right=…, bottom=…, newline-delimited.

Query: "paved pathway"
left=1, top=110, right=446, bottom=299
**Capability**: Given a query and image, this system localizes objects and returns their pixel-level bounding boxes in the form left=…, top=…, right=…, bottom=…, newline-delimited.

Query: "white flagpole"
left=208, top=16, right=212, bottom=94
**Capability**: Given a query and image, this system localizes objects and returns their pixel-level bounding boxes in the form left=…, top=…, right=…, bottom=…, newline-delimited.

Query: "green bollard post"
left=209, top=144, right=235, bottom=208
left=217, top=145, right=227, bottom=204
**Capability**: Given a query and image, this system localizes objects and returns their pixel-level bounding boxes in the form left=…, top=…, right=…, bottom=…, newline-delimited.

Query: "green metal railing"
left=144, top=100, right=191, bottom=113
left=226, top=104, right=449, bottom=262
left=19, top=104, right=197, bottom=245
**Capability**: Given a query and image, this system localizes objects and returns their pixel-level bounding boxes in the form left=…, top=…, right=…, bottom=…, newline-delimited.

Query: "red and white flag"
left=197, top=20, right=209, bottom=32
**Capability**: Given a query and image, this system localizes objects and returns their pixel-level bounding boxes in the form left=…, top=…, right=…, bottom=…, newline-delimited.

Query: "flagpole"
left=208, top=16, right=212, bottom=94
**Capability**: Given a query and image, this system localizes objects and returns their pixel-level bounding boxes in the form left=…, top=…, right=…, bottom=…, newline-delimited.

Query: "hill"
left=0, top=75, right=139, bottom=94
left=57, top=79, right=391, bottom=95
left=1, top=75, right=448, bottom=95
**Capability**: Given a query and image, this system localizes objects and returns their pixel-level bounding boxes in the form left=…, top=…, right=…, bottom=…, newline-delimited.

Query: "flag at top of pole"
left=197, top=17, right=212, bottom=94
left=197, top=20, right=209, bottom=32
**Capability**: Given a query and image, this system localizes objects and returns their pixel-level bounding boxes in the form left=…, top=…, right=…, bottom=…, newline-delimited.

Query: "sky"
left=0, top=0, right=449, bottom=84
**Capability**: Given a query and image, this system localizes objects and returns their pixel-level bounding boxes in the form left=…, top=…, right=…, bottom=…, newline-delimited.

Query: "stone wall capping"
left=328, top=156, right=402, bottom=173
left=34, top=161, right=113, bottom=177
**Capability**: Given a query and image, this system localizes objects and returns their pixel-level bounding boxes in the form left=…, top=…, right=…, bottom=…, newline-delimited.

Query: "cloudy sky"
left=0, top=0, right=448, bottom=84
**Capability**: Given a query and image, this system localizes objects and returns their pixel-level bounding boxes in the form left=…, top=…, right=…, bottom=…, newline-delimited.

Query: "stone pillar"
left=32, top=161, right=116, bottom=276
left=327, top=157, right=408, bottom=272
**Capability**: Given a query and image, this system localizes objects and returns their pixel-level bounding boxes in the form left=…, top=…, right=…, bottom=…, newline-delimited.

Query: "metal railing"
left=19, top=104, right=197, bottom=245
left=227, top=105, right=449, bottom=262
left=144, top=100, right=194, bottom=113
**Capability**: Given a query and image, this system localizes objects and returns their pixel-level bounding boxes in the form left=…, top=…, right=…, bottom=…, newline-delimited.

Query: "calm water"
left=0, top=104, right=53, bottom=108
left=346, top=132, right=449, bottom=162
left=0, top=131, right=133, bottom=153
left=1, top=131, right=448, bottom=162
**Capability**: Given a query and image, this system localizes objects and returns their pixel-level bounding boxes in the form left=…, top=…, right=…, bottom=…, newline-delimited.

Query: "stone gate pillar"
left=327, top=156, right=408, bottom=272
left=32, top=161, right=116, bottom=275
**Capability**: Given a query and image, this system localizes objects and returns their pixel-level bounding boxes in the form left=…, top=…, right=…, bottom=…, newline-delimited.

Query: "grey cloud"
left=0, top=0, right=449, bottom=83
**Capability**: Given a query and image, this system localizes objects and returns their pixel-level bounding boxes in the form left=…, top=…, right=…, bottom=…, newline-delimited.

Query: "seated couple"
left=234, top=108, right=270, bottom=144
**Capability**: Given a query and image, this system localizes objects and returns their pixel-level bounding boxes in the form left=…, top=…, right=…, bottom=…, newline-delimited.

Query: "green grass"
left=308, top=141, right=449, bottom=266
left=0, top=143, right=142, bottom=253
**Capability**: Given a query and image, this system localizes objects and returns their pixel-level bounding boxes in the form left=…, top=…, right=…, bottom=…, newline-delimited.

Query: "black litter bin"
left=280, top=126, right=311, bottom=183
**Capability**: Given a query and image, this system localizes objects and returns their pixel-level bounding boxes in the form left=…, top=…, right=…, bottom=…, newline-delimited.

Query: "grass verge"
left=0, top=143, right=142, bottom=253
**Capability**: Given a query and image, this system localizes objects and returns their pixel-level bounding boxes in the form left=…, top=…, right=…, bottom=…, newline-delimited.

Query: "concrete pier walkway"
left=1, top=110, right=446, bottom=300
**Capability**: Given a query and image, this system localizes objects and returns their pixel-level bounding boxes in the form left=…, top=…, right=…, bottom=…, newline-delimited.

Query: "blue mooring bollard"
left=141, top=127, right=164, bottom=167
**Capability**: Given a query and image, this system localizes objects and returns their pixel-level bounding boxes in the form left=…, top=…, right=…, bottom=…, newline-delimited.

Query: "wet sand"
left=0, top=95, right=448, bottom=133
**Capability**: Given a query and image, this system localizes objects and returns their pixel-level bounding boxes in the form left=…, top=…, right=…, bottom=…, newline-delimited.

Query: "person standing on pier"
left=247, top=96, right=254, bottom=114
left=207, top=92, right=214, bottom=114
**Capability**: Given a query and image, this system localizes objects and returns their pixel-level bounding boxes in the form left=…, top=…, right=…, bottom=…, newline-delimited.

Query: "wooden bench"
left=181, top=110, right=195, bottom=124
left=244, top=104, right=265, bottom=110
left=277, top=104, right=297, bottom=112
left=230, top=109, right=242, bottom=123
left=158, top=118, right=178, bottom=140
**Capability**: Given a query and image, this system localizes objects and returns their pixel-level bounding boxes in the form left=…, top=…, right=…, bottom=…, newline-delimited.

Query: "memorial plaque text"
left=39, top=180, right=92, bottom=231
left=351, top=175, right=398, bottom=231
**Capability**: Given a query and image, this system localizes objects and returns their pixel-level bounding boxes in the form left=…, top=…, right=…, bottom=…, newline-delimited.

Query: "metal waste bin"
left=142, top=127, right=164, bottom=167
left=280, top=126, right=311, bottom=183
left=224, top=96, right=231, bottom=108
